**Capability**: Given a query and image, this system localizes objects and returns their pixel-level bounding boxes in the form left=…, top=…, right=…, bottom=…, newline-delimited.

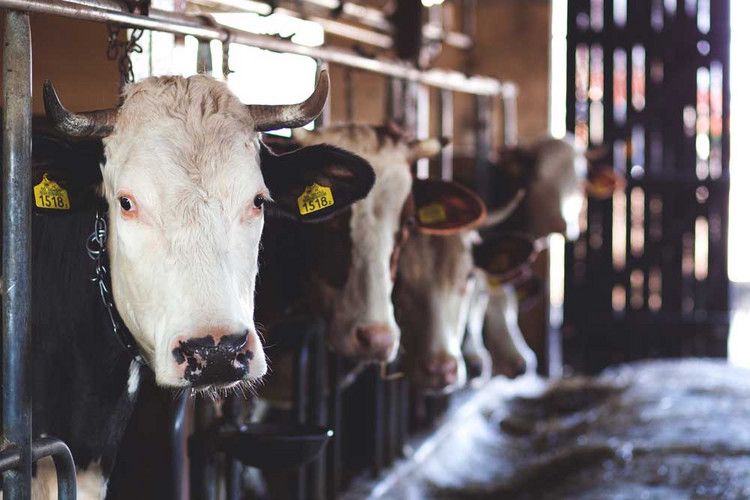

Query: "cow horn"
left=43, top=80, right=118, bottom=138
left=247, top=70, right=329, bottom=132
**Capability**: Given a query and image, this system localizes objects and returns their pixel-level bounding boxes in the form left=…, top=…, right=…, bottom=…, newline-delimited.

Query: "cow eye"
left=253, top=195, right=266, bottom=209
left=119, top=196, right=134, bottom=212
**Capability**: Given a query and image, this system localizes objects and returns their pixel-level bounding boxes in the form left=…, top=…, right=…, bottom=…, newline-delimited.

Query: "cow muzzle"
left=172, top=328, right=262, bottom=386
left=415, top=353, right=462, bottom=394
left=351, top=324, right=397, bottom=361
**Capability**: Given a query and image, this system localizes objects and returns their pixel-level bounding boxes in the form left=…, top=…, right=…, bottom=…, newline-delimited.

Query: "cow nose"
left=173, top=329, right=255, bottom=386
left=353, top=324, right=396, bottom=360
left=420, top=354, right=459, bottom=389
left=464, top=355, right=485, bottom=380
left=498, top=358, right=527, bottom=379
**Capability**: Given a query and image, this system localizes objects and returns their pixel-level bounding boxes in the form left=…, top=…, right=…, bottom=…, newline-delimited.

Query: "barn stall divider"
left=0, top=1, right=518, bottom=498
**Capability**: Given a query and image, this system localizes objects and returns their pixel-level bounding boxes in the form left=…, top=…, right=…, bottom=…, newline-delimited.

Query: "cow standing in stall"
left=11, top=71, right=376, bottom=499
left=472, top=136, right=621, bottom=378
left=394, top=189, right=525, bottom=394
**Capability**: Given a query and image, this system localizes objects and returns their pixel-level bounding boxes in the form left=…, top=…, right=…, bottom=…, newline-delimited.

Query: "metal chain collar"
left=86, top=211, right=145, bottom=365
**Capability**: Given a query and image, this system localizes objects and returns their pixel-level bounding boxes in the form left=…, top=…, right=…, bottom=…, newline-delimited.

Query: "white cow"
left=32, top=71, right=375, bottom=498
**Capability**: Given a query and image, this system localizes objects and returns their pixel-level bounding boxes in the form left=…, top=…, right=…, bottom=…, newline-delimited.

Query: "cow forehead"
left=401, top=231, right=475, bottom=289
left=102, top=75, right=265, bottom=208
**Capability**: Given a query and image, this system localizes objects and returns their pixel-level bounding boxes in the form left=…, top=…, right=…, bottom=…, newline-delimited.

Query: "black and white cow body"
left=1, top=71, right=376, bottom=499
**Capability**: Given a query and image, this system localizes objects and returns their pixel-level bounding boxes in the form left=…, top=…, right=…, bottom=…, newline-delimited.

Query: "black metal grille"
left=563, top=0, right=731, bottom=373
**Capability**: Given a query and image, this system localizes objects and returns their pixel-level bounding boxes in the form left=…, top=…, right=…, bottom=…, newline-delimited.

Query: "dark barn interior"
left=0, top=0, right=746, bottom=499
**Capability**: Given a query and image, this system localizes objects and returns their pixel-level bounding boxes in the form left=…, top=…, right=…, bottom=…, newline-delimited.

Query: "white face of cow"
left=525, top=139, right=586, bottom=241
left=101, top=77, right=269, bottom=387
left=396, top=231, right=478, bottom=394
left=43, top=72, right=377, bottom=390
left=293, top=125, right=415, bottom=361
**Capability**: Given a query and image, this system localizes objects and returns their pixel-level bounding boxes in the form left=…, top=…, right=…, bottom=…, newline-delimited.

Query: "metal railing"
left=0, top=0, right=505, bottom=95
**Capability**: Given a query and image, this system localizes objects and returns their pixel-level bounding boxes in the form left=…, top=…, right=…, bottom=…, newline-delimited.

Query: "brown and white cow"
left=256, top=123, right=450, bottom=367
left=25, top=71, right=376, bottom=497
left=395, top=190, right=525, bottom=394
left=470, top=136, right=622, bottom=379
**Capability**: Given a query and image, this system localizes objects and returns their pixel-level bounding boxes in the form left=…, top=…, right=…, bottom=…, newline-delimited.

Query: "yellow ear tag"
left=417, top=203, right=446, bottom=225
left=297, top=183, right=334, bottom=215
left=487, top=275, right=503, bottom=289
left=34, top=174, right=70, bottom=210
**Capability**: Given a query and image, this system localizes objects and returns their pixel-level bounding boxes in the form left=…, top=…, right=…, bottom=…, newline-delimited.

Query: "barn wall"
left=0, top=13, right=121, bottom=115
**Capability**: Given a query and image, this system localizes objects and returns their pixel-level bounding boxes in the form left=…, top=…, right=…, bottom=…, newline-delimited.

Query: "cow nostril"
left=355, top=329, right=372, bottom=349
left=217, top=330, right=250, bottom=353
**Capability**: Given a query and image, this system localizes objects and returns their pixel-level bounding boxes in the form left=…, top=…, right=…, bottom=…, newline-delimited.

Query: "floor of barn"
left=344, top=359, right=750, bottom=500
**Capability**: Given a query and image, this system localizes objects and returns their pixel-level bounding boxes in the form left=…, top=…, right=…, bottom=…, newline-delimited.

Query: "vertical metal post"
left=325, top=354, right=342, bottom=500
left=2, top=10, right=33, bottom=500
left=439, top=89, right=454, bottom=180
left=501, top=84, right=518, bottom=148
left=171, top=393, right=190, bottom=500
left=415, top=83, right=430, bottom=179
left=475, top=94, right=492, bottom=204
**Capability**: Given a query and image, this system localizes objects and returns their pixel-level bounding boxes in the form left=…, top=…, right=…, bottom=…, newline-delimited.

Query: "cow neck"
left=86, top=209, right=146, bottom=365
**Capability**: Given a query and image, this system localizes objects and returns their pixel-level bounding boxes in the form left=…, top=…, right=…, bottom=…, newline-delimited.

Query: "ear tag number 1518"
left=34, top=173, right=71, bottom=210
left=298, top=183, right=334, bottom=215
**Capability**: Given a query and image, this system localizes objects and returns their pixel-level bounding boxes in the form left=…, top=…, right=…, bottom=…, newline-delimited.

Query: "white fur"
left=481, top=279, right=537, bottom=376
left=101, top=75, right=267, bottom=386
left=396, top=230, right=478, bottom=392
left=294, top=125, right=414, bottom=361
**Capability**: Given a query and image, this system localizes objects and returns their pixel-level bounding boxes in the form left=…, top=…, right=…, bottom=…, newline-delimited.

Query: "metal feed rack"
left=0, top=1, right=518, bottom=498
left=562, top=0, right=731, bottom=373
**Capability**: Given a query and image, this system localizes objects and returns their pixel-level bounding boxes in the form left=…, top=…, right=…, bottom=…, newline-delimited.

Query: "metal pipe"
left=31, top=437, right=77, bottom=500
left=2, top=10, right=33, bottom=500
left=502, top=83, right=519, bottom=147
left=0, top=0, right=503, bottom=95
left=439, top=88, right=453, bottom=180
left=170, top=392, right=189, bottom=500
left=0, top=438, right=77, bottom=499
left=193, top=0, right=471, bottom=49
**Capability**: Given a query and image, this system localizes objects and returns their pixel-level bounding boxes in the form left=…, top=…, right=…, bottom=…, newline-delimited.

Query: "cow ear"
left=31, top=132, right=104, bottom=215
left=472, top=233, right=539, bottom=285
left=260, top=142, right=376, bottom=223
left=585, top=165, right=625, bottom=199
left=408, top=137, right=449, bottom=162
left=412, top=179, right=486, bottom=234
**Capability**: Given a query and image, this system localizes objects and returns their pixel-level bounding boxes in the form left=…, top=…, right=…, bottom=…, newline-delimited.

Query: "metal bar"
left=501, top=83, right=518, bottom=148
left=192, top=0, right=472, bottom=49
left=474, top=94, right=492, bottom=204
left=325, top=354, right=342, bottom=500
left=307, top=320, right=326, bottom=500
left=0, top=437, right=77, bottom=499
left=2, top=10, right=33, bottom=500
left=0, top=0, right=504, bottom=95
left=439, top=89, right=453, bottom=180
left=170, top=392, right=189, bottom=500
left=31, top=438, right=77, bottom=500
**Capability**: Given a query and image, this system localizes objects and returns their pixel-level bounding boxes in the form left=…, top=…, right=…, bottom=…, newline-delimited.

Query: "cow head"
left=290, top=123, right=446, bottom=362
left=495, top=137, right=623, bottom=241
left=44, top=72, right=374, bottom=389
left=395, top=184, right=522, bottom=394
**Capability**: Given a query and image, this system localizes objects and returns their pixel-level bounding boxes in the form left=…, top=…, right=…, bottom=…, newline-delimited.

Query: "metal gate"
left=563, top=0, right=731, bottom=373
